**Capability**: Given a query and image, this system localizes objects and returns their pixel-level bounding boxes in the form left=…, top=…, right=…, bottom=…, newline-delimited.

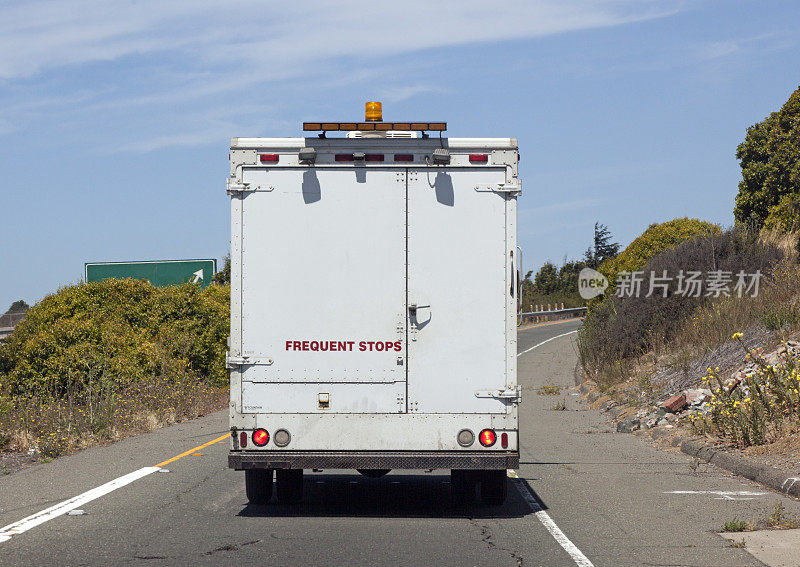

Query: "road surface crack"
left=470, top=519, right=524, bottom=566
left=204, top=539, right=260, bottom=556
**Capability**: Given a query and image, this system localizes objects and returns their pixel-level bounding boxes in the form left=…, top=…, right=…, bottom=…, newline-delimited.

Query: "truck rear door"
left=406, top=166, right=511, bottom=413
left=235, top=166, right=408, bottom=414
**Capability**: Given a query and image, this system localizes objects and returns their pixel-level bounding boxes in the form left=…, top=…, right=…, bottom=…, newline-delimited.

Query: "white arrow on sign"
left=192, top=269, right=204, bottom=284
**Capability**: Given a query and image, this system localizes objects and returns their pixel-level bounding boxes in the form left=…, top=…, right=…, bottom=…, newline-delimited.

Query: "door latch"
left=475, top=387, right=521, bottom=403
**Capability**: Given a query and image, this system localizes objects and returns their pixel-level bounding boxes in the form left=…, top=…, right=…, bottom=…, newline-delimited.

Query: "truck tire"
left=245, top=468, right=273, bottom=505
left=450, top=469, right=477, bottom=505
left=479, top=470, right=507, bottom=505
left=276, top=469, right=304, bottom=504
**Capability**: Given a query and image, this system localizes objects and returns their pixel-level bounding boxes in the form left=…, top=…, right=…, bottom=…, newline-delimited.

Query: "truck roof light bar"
left=303, top=122, right=446, bottom=132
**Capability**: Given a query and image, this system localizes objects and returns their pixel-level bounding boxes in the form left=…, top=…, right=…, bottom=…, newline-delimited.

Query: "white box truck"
left=227, top=103, right=521, bottom=505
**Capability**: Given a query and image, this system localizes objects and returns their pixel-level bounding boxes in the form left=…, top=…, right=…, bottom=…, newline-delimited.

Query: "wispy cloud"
left=0, top=1, right=685, bottom=150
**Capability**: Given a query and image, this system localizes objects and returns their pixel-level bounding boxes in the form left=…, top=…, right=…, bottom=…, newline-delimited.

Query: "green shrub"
left=579, top=228, right=786, bottom=383
left=0, top=279, right=230, bottom=400
left=600, top=218, right=721, bottom=287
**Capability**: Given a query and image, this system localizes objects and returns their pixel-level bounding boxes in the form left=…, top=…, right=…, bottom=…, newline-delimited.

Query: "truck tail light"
left=394, top=154, right=413, bottom=162
left=501, top=432, right=508, bottom=449
left=479, top=429, right=496, bottom=447
left=469, top=154, right=488, bottom=163
left=259, top=154, right=279, bottom=162
left=273, top=429, right=291, bottom=447
left=252, top=429, right=269, bottom=446
left=239, top=431, right=248, bottom=448
left=457, top=429, right=475, bottom=447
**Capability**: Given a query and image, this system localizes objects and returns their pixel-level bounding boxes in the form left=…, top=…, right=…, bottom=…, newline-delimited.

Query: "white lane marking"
left=0, top=466, right=160, bottom=544
left=781, top=477, right=799, bottom=493
left=513, top=480, right=594, bottom=567
left=664, top=490, right=766, bottom=501
left=513, top=327, right=593, bottom=565
left=517, top=330, right=578, bottom=357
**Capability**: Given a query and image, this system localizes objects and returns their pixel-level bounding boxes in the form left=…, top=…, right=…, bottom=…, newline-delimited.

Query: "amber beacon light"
left=365, top=101, right=382, bottom=121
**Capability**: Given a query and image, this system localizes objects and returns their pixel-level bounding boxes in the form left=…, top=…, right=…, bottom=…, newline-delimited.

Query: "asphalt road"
left=1, top=318, right=799, bottom=566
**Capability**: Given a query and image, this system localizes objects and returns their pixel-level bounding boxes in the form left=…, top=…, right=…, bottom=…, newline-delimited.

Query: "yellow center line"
left=155, top=433, right=230, bottom=468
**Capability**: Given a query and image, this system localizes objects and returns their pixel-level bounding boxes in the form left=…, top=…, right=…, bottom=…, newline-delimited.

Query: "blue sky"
left=1, top=0, right=799, bottom=309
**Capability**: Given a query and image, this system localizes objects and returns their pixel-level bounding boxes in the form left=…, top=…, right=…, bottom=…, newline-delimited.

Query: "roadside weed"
left=551, top=398, right=567, bottom=411
left=538, top=384, right=561, bottom=396
left=691, top=333, right=800, bottom=447
left=722, top=519, right=749, bottom=532
left=767, top=502, right=800, bottom=529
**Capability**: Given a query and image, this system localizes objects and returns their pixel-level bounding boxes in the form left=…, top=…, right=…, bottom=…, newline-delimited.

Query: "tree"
left=734, top=86, right=800, bottom=231
left=213, top=255, right=231, bottom=285
left=5, top=300, right=29, bottom=314
left=533, top=262, right=559, bottom=295
left=584, top=222, right=620, bottom=269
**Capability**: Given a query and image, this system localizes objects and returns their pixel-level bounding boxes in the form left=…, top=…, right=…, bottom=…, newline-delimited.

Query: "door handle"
left=408, top=303, right=430, bottom=314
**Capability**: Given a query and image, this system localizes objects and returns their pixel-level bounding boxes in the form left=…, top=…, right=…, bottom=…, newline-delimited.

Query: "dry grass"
left=0, top=376, right=227, bottom=458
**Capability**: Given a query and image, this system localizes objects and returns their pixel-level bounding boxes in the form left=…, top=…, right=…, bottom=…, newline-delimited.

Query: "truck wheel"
left=451, top=470, right=477, bottom=505
left=479, top=470, right=507, bottom=505
left=245, top=468, right=273, bottom=505
left=276, top=469, right=304, bottom=504
left=357, top=469, right=390, bottom=478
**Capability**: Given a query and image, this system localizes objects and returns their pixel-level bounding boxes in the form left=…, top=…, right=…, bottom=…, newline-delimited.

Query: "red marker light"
left=335, top=154, right=355, bottom=162
left=259, top=154, right=279, bottom=162
left=501, top=432, right=508, bottom=449
left=394, top=154, right=413, bottom=162
left=239, top=431, right=248, bottom=448
left=479, top=429, right=496, bottom=447
left=252, top=429, right=269, bottom=446
left=365, top=154, right=384, bottom=162
left=469, top=154, right=488, bottom=163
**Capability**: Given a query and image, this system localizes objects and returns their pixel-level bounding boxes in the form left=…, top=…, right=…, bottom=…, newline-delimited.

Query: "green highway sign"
left=85, top=259, right=217, bottom=289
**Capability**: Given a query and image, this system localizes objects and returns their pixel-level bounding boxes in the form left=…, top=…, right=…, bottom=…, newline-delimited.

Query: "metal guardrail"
left=520, top=307, right=587, bottom=318
left=519, top=306, right=586, bottom=326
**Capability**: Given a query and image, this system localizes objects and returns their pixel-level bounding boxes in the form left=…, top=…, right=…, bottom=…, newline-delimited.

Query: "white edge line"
left=513, top=480, right=594, bottom=567
left=0, top=466, right=160, bottom=544
left=514, top=327, right=592, bottom=565
left=517, top=330, right=578, bottom=357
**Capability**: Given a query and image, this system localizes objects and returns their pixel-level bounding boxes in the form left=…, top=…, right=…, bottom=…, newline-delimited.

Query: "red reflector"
left=259, top=154, right=279, bottom=162
left=479, top=429, right=496, bottom=447
left=394, top=154, right=413, bottom=162
left=252, top=429, right=269, bottom=446
left=469, top=154, right=488, bottom=163
left=239, top=431, right=247, bottom=448
left=501, top=432, right=508, bottom=449
left=365, top=154, right=384, bottom=162
left=335, top=154, right=354, bottom=162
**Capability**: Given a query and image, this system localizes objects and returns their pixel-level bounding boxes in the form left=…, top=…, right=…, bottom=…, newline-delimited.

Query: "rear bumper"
left=228, top=450, right=519, bottom=470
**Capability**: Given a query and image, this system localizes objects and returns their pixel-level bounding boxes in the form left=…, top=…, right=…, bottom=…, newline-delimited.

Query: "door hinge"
left=225, top=353, right=249, bottom=368
left=226, top=353, right=274, bottom=368
left=474, top=180, right=522, bottom=196
left=226, top=178, right=254, bottom=195
left=475, top=387, right=521, bottom=402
